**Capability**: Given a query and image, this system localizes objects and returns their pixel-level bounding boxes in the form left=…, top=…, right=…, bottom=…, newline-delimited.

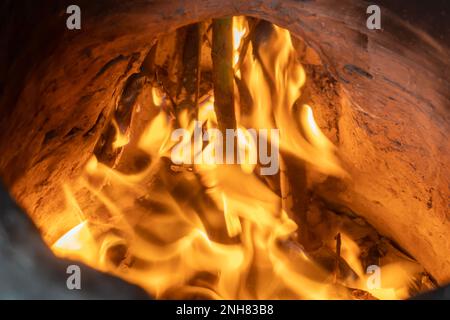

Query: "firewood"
left=177, top=23, right=203, bottom=119
left=140, top=43, right=158, bottom=82
left=281, top=153, right=320, bottom=251
left=94, top=73, right=147, bottom=167
left=212, top=17, right=236, bottom=132
left=151, top=26, right=187, bottom=112
left=334, top=232, right=341, bottom=283
left=156, top=66, right=178, bottom=117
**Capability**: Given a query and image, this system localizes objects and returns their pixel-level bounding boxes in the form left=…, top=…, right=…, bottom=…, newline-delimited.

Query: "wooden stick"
left=279, top=156, right=294, bottom=218
left=94, top=73, right=146, bottom=167
left=334, top=232, right=342, bottom=283
left=177, top=23, right=202, bottom=118
left=212, top=17, right=236, bottom=132
left=281, top=153, right=313, bottom=247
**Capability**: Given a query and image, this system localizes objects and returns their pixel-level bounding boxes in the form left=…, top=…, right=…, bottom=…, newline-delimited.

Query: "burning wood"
left=38, top=16, right=437, bottom=300
left=212, top=18, right=237, bottom=133
left=1, top=0, right=448, bottom=300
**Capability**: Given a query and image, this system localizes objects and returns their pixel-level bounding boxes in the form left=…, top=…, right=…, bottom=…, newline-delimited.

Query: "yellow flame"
left=151, top=87, right=164, bottom=107
left=233, top=16, right=247, bottom=71
left=52, top=221, right=100, bottom=267
left=222, top=192, right=242, bottom=237
left=111, top=119, right=130, bottom=149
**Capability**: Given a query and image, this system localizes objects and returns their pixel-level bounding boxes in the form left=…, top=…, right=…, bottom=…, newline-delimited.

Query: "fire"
left=53, top=221, right=92, bottom=257
left=48, top=17, right=421, bottom=299
left=233, top=16, right=247, bottom=76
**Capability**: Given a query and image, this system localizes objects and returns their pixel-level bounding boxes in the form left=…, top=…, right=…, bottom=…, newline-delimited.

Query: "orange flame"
left=48, top=17, right=420, bottom=300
